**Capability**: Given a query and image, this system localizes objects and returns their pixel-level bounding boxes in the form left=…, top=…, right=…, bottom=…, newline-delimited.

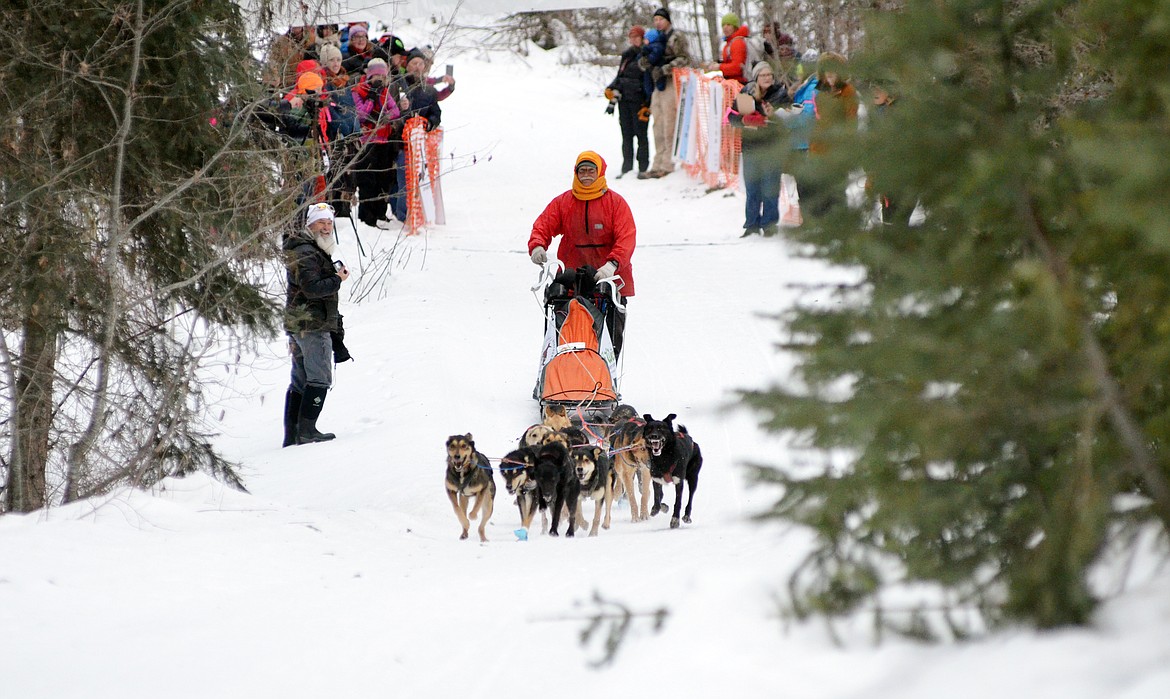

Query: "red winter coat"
left=529, top=189, right=637, bottom=297
left=719, top=25, right=751, bottom=83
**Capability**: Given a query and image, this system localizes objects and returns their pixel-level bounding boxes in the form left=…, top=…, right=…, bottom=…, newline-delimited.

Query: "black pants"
left=617, top=102, right=649, bottom=175
left=606, top=297, right=628, bottom=359
left=353, top=141, right=397, bottom=227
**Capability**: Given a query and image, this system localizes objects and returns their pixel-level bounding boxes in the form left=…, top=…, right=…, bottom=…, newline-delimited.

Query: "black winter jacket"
left=284, top=232, right=342, bottom=334
left=399, top=74, right=442, bottom=131
left=608, top=46, right=648, bottom=104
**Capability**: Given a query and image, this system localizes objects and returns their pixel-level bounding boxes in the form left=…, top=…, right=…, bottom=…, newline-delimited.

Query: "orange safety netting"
left=673, top=69, right=742, bottom=190
left=402, top=117, right=445, bottom=235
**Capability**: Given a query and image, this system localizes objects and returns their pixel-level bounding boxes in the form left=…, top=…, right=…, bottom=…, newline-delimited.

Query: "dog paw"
left=683, top=515, right=692, bottom=524
left=670, top=517, right=680, bottom=529
left=550, top=530, right=559, bottom=537
left=460, top=531, right=469, bottom=540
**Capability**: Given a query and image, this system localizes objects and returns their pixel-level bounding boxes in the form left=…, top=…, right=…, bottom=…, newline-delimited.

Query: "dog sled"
left=532, top=263, right=625, bottom=423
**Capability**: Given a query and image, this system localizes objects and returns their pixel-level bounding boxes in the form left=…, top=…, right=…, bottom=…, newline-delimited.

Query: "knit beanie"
left=628, top=25, right=645, bottom=40
left=721, top=13, right=740, bottom=27
left=751, top=61, right=774, bottom=81
left=318, top=44, right=342, bottom=65
left=365, top=58, right=389, bottom=75
left=305, top=202, right=334, bottom=227
left=653, top=8, right=671, bottom=23
left=295, top=71, right=324, bottom=94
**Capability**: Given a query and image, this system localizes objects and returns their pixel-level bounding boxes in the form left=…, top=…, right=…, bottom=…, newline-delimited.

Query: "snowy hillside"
left=1, top=15, right=1167, bottom=699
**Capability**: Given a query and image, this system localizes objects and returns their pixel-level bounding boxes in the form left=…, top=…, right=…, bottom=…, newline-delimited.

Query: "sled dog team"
left=445, top=404, right=703, bottom=542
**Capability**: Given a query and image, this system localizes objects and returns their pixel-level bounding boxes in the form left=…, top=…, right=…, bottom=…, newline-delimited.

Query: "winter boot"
left=282, top=389, right=303, bottom=448
left=297, top=385, right=337, bottom=444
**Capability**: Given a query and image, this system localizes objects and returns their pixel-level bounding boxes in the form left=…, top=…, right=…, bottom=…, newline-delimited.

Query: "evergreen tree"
left=742, top=0, right=1170, bottom=633
left=1, top=0, right=287, bottom=511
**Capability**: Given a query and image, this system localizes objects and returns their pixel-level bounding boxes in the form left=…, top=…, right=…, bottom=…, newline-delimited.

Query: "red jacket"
left=529, top=189, right=637, bottom=297
left=719, top=26, right=750, bottom=83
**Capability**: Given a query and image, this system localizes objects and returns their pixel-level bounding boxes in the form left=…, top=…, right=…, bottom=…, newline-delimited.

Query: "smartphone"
left=333, top=260, right=344, bottom=271
left=445, top=64, right=454, bottom=77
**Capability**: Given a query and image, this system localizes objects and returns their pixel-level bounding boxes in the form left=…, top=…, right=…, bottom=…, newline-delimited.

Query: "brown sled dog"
left=609, top=415, right=651, bottom=522
left=445, top=434, right=497, bottom=542
left=519, top=404, right=573, bottom=447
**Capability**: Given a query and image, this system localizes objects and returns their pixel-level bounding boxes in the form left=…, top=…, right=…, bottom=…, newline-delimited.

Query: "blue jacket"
left=790, top=76, right=819, bottom=151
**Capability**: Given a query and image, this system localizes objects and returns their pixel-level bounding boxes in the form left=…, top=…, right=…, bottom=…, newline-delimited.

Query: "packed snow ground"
left=2, top=17, right=1168, bottom=699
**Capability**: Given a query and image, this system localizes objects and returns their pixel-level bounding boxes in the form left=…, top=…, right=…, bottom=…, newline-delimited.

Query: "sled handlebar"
left=597, top=275, right=626, bottom=310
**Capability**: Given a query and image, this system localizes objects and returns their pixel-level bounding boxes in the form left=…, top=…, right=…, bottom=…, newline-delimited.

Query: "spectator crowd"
left=605, top=8, right=897, bottom=237
left=259, top=22, right=455, bottom=232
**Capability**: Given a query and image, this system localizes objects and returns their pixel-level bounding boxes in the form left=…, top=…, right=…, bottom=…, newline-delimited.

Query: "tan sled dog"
left=445, top=434, right=496, bottom=542
left=609, top=417, right=651, bottom=522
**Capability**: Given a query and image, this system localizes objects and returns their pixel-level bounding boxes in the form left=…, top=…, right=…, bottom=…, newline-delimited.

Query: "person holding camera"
left=352, top=58, right=405, bottom=228
left=528, top=152, right=636, bottom=357
left=606, top=25, right=650, bottom=179
left=277, top=71, right=345, bottom=217
left=282, top=203, right=351, bottom=447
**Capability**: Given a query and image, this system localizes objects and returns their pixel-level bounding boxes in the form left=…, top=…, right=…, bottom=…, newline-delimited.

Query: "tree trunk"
left=700, top=0, right=720, bottom=64
left=63, top=0, right=146, bottom=504
left=7, top=295, right=57, bottom=512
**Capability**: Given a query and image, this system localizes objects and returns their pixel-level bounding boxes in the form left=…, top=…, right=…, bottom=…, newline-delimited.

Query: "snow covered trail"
left=1, top=29, right=1167, bottom=699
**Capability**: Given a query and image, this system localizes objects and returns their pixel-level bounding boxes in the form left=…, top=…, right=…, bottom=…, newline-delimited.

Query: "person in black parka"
left=282, top=203, right=350, bottom=446
left=606, top=25, right=651, bottom=178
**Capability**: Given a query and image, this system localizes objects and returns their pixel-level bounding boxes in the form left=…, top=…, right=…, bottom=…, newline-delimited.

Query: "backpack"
left=736, top=34, right=766, bottom=79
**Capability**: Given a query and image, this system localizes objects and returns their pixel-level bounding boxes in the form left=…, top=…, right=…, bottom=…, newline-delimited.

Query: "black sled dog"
left=642, top=413, right=702, bottom=529
left=532, top=440, right=580, bottom=537
left=498, top=446, right=540, bottom=532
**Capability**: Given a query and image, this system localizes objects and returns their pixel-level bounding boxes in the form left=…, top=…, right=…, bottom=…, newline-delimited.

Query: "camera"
left=333, top=259, right=344, bottom=271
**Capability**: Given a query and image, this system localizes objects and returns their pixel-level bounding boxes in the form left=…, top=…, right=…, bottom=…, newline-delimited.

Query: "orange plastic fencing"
left=672, top=69, right=742, bottom=190
left=402, top=117, right=445, bottom=235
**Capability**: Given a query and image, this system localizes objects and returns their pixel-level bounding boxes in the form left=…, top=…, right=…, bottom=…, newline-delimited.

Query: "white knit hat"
left=305, top=202, right=335, bottom=227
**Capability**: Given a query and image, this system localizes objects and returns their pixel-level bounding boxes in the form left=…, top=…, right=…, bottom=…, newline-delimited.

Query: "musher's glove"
left=594, top=261, right=617, bottom=281
left=530, top=246, right=548, bottom=266
left=604, top=88, right=615, bottom=101
left=637, top=105, right=651, bottom=122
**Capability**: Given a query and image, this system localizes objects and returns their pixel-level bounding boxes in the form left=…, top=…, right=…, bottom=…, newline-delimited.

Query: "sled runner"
left=532, top=263, right=624, bottom=422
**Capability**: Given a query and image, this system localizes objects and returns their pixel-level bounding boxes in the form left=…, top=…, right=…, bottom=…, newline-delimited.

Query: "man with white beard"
left=282, top=203, right=350, bottom=446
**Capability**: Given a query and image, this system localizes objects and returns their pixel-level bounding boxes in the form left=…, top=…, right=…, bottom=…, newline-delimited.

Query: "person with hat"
left=606, top=25, right=651, bottom=178
left=282, top=202, right=351, bottom=447
left=352, top=57, right=405, bottom=228
left=761, top=26, right=802, bottom=97
left=798, top=52, right=858, bottom=217
left=528, top=152, right=637, bottom=357
left=706, top=13, right=751, bottom=84
left=342, top=24, right=388, bottom=75
left=641, top=8, right=692, bottom=178
left=730, top=61, right=794, bottom=237
left=378, top=33, right=410, bottom=76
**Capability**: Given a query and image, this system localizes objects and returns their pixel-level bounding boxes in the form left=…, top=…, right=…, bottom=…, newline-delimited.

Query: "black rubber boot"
left=282, top=389, right=303, bottom=447
left=297, top=385, right=336, bottom=444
